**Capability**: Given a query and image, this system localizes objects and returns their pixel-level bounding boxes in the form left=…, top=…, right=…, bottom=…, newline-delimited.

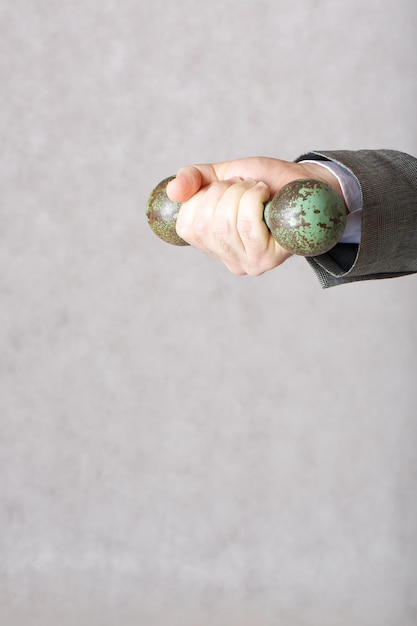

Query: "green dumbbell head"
left=264, top=179, right=346, bottom=256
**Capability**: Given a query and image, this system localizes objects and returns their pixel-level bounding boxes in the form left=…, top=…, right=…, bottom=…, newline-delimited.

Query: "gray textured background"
left=1, top=1, right=416, bottom=625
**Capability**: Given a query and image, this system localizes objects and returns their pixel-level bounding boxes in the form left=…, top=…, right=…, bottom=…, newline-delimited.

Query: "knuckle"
left=192, top=217, right=210, bottom=243
left=237, top=215, right=254, bottom=238
left=244, top=255, right=265, bottom=276
left=218, top=238, right=236, bottom=258
left=212, top=218, right=229, bottom=240
left=225, top=263, right=246, bottom=276
left=245, top=253, right=280, bottom=276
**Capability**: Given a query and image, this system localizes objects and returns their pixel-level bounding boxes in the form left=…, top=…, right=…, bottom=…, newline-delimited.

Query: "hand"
left=166, top=157, right=344, bottom=276
left=174, top=176, right=291, bottom=276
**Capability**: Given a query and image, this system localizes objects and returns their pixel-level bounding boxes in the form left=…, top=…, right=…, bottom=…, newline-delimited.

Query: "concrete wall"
left=1, top=1, right=416, bottom=624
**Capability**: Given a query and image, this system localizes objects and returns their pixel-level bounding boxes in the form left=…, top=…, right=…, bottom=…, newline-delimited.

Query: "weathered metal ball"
left=146, top=176, right=189, bottom=246
left=264, top=179, right=347, bottom=256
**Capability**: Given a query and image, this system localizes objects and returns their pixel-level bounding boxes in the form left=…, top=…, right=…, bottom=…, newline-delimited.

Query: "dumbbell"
left=146, top=176, right=346, bottom=256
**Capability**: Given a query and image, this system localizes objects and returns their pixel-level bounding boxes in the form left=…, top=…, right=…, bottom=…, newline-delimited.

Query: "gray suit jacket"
left=296, top=150, right=417, bottom=288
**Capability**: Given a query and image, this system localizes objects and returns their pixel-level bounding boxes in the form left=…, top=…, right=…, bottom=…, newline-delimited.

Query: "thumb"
left=166, top=166, right=203, bottom=202
left=167, top=164, right=223, bottom=202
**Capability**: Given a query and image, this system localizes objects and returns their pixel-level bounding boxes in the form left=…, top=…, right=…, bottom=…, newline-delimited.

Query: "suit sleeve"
left=295, top=149, right=417, bottom=288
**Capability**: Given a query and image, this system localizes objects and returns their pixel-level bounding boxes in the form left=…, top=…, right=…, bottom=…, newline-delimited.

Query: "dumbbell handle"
left=146, top=176, right=346, bottom=257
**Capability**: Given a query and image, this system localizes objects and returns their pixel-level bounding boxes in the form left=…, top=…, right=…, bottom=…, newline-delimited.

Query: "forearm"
left=297, top=149, right=417, bottom=287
